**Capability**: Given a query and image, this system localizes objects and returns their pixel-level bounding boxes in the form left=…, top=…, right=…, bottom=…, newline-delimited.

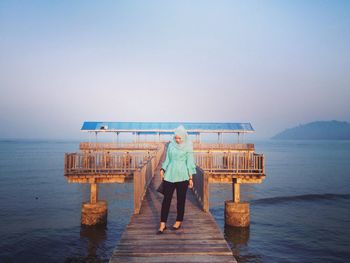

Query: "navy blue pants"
left=160, top=180, right=189, bottom=223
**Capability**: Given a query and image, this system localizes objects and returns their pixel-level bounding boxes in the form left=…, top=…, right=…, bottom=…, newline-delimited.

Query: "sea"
left=0, top=139, right=349, bottom=263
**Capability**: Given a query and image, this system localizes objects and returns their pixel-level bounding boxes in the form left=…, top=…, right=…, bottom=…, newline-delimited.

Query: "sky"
left=0, top=0, right=349, bottom=140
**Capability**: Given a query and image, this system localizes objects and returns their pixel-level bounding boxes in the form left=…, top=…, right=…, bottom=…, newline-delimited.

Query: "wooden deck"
left=109, top=150, right=237, bottom=263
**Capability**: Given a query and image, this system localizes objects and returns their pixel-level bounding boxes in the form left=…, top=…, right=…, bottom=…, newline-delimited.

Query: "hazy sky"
left=1, top=0, right=349, bottom=139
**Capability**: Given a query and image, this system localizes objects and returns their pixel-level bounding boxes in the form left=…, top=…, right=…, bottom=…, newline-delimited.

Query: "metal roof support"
left=114, top=132, right=119, bottom=144
left=218, top=132, right=223, bottom=144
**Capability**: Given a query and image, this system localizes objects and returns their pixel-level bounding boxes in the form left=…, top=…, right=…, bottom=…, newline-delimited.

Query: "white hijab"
left=170, top=125, right=193, bottom=152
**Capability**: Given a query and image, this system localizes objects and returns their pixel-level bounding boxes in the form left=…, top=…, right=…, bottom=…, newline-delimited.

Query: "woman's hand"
left=189, top=178, right=193, bottom=189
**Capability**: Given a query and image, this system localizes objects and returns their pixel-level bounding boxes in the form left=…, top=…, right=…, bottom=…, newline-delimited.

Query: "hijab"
left=170, top=125, right=193, bottom=152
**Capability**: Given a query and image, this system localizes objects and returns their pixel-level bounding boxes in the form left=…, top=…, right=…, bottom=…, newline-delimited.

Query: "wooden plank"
left=117, top=240, right=228, bottom=245
left=65, top=175, right=131, bottom=183
left=111, top=254, right=236, bottom=263
left=113, top=251, right=233, bottom=256
left=110, top=145, right=237, bottom=263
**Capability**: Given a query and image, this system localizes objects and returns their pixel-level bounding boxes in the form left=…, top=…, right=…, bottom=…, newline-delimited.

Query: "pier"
left=64, top=122, right=266, bottom=262
left=110, top=149, right=236, bottom=262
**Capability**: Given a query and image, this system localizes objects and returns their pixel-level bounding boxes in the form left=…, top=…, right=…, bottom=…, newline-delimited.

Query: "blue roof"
left=81, top=122, right=255, bottom=133
left=132, top=131, right=200, bottom=135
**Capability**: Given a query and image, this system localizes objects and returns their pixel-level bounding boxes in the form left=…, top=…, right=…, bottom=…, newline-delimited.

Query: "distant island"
left=272, top=120, right=350, bottom=140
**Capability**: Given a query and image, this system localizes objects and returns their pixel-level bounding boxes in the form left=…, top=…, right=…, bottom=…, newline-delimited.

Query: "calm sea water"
left=0, top=139, right=349, bottom=263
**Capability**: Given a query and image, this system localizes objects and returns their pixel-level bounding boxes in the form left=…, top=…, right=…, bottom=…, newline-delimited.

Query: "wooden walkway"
left=109, top=150, right=237, bottom=263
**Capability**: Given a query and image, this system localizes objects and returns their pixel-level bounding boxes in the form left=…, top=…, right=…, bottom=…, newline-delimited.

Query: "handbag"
left=157, top=179, right=165, bottom=195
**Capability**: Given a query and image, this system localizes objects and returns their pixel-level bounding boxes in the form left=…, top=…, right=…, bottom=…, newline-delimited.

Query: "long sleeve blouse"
left=161, top=142, right=197, bottom=183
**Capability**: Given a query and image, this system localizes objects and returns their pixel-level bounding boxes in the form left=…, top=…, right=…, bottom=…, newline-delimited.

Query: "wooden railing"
left=193, top=143, right=255, bottom=151
left=194, top=152, right=264, bottom=174
left=134, top=143, right=165, bottom=214
left=192, top=167, right=209, bottom=212
left=80, top=142, right=161, bottom=151
left=64, top=151, right=155, bottom=175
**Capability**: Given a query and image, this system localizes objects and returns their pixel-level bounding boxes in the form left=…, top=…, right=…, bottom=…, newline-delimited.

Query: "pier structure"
left=64, top=121, right=266, bottom=261
left=192, top=142, right=265, bottom=227
left=65, top=141, right=163, bottom=225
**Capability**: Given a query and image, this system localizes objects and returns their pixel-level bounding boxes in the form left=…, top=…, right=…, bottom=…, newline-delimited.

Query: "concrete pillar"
left=233, top=182, right=240, bottom=203
left=81, top=182, right=108, bottom=226
left=90, top=183, right=98, bottom=204
left=225, top=179, right=249, bottom=227
left=224, top=201, right=250, bottom=227
left=81, top=200, right=108, bottom=226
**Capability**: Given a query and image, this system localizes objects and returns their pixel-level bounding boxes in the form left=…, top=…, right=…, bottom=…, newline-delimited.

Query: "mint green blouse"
left=161, top=142, right=197, bottom=183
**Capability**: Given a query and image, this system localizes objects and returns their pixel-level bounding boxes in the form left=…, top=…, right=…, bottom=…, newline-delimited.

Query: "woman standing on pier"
left=157, top=125, right=197, bottom=234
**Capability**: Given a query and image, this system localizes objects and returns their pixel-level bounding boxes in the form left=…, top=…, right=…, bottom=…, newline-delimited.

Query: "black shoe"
left=157, top=226, right=167, bottom=234
left=172, top=223, right=182, bottom=230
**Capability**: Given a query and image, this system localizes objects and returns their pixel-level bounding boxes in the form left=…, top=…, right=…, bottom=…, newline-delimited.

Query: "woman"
left=157, top=125, right=197, bottom=234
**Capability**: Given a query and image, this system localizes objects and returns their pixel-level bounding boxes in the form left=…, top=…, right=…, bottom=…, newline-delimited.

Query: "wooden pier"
left=109, top=148, right=237, bottom=263
left=64, top=121, right=266, bottom=262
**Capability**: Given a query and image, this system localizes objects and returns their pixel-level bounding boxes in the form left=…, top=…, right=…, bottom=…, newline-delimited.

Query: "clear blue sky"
left=1, top=0, right=349, bottom=139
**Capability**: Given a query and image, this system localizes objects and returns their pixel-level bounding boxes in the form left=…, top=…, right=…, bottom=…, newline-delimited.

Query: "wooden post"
left=203, top=172, right=209, bottom=212
left=134, top=170, right=140, bottom=214
left=90, top=183, right=98, bottom=204
left=262, top=153, right=265, bottom=174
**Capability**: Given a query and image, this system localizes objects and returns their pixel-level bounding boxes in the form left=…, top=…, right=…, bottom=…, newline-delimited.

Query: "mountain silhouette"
left=272, top=120, right=350, bottom=140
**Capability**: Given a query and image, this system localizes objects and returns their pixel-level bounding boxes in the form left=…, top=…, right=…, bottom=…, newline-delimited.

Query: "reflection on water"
left=224, top=225, right=262, bottom=263
left=64, top=225, right=107, bottom=263
left=225, top=225, right=250, bottom=245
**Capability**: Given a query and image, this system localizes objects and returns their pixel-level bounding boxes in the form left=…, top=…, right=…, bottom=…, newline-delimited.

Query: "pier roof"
left=81, top=121, right=255, bottom=134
